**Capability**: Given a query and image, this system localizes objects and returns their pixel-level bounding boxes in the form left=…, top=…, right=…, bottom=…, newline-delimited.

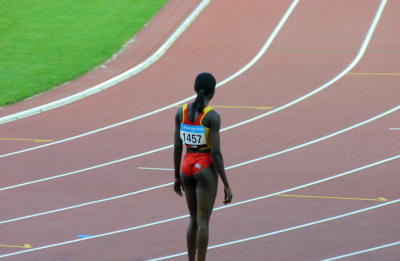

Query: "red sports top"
left=180, top=104, right=213, bottom=150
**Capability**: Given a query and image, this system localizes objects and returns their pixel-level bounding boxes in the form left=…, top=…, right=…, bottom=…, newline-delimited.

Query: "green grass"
left=0, top=0, right=168, bottom=106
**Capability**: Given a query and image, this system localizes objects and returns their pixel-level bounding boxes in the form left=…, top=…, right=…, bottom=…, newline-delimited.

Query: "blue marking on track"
left=76, top=234, right=93, bottom=238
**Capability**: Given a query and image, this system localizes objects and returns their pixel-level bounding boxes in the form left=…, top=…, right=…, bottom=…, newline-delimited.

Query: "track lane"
left=0, top=0, right=384, bottom=189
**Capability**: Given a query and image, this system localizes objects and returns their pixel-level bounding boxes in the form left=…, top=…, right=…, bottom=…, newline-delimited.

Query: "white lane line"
left=0, top=0, right=211, bottom=126
left=0, top=0, right=300, bottom=158
left=224, top=105, right=398, bottom=170
left=321, top=241, right=400, bottom=261
left=137, top=167, right=174, bottom=171
left=389, top=128, right=400, bottom=130
left=1, top=102, right=397, bottom=192
left=147, top=198, right=400, bottom=261
left=0, top=144, right=174, bottom=191
left=220, top=0, right=388, bottom=133
left=1, top=167, right=398, bottom=259
left=0, top=183, right=172, bottom=224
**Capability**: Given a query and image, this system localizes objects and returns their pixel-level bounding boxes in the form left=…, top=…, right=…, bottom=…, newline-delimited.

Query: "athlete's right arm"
left=209, top=111, right=233, bottom=204
left=173, top=107, right=184, bottom=196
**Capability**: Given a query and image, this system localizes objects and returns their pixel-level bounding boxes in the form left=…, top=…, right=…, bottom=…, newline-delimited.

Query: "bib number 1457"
left=181, top=133, right=202, bottom=144
left=180, top=124, right=206, bottom=146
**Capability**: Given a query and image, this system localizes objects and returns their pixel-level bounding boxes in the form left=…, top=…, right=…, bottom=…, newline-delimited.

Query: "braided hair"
left=189, top=72, right=216, bottom=122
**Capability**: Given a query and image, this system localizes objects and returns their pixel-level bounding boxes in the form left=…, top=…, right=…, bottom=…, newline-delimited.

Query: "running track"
left=0, top=0, right=399, bottom=260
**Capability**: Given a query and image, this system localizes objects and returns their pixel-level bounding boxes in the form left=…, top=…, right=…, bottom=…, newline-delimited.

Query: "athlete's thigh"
left=181, top=173, right=197, bottom=217
left=194, top=166, right=218, bottom=220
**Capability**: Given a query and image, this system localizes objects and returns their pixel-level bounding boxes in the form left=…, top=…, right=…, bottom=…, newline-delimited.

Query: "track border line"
left=321, top=240, right=400, bottom=261
left=0, top=0, right=211, bottom=125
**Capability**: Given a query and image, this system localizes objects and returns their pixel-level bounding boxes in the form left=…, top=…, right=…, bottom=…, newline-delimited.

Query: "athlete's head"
left=194, top=72, right=216, bottom=98
left=189, top=72, right=216, bottom=122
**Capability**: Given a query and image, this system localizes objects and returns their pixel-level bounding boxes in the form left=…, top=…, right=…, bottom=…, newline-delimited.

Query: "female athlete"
left=173, top=72, right=233, bottom=260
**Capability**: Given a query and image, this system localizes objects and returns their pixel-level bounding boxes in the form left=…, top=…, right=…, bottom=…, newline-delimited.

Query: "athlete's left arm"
left=209, top=111, right=232, bottom=204
left=173, top=107, right=183, bottom=196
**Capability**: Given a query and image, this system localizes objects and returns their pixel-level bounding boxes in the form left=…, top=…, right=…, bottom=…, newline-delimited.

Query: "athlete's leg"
left=181, top=173, right=197, bottom=261
left=194, top=166, right=218, bottom=261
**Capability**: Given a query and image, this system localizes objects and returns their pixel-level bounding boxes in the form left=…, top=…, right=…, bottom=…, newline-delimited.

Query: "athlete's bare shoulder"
left=203, top=108, right=220, bottom=128
left=208, top=109, right=220, bottom=121
left=175, top=106, right=183, bottom=125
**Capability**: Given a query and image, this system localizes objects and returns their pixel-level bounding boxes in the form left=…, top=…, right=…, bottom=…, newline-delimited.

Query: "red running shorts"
left=182, top=153, right=213, bottom=177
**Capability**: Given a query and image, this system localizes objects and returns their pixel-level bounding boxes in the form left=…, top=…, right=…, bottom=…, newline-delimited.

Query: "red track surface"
left=0, top=0, right=399, bottom=260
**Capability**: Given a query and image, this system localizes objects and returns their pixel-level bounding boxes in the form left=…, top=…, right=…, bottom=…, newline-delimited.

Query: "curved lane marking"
left=0, top=155, right=398, bottom=258
left=1, top=105, right=398, bottom=223
left=0, top=0, right=211, bottom=125
left=0, top=0, right=300, bottom=158
left=322, top=240, right=400, bottom=261
left=275, top=194, right=387, bottom=202
left=348, top=72, right=400, bottom=75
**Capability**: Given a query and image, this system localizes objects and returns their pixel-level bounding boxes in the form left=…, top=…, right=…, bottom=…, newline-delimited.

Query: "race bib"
left=180, top=123, right=206, bottom=146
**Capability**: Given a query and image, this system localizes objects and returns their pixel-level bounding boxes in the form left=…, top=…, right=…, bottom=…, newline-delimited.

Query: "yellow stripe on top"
left=199, top=106, right=213, bottom=126
left=181, top=104, right=213, bottom=125
left=181, top=104, right=189, bottom=124
left=199, top=106, right=212, bottom=150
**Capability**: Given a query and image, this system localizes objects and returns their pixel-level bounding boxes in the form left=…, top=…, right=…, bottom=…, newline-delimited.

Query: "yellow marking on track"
left=0, top=138, right=53, bottom=143
left=347, top=72, right=400, bottom=76
left=0, top=244, right=31, bottom=249
left=211, top=105, right=274, bottom=110
left=276, top=194, right=388, bottom=202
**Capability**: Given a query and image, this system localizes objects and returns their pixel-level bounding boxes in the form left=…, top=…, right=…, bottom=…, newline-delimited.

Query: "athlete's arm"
left=173, top=107, right=184, bottom=196
left=209, top=111, right=233, bottom=204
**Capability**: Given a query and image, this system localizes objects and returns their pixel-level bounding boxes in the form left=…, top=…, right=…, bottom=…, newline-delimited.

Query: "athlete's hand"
left=223, top=186, right=233, bottom=204
left=174, top=178, right=184, bottom=196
